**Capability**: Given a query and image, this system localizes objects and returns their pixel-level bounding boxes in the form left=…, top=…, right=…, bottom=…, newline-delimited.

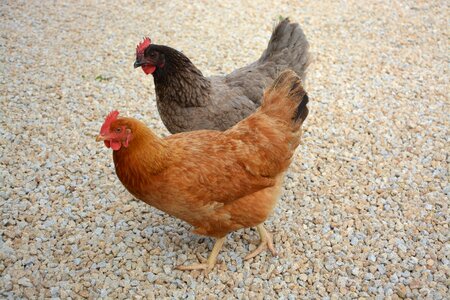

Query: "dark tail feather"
left=294, top=93, right=309, bottom=123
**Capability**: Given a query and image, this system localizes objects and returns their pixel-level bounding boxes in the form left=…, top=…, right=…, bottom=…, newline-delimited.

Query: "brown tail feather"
left=261, top=69, right=309, bottom=126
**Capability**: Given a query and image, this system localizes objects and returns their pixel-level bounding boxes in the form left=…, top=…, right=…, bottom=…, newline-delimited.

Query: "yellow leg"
left=244, top=224, right=277, bottom=260
left=176, top=236, right=226, bottom=274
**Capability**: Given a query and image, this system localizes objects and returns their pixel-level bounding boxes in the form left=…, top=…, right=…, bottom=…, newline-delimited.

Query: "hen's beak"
left=134, top=60, right=143, bottom=68
left=96, top=135, right=106, bottom=142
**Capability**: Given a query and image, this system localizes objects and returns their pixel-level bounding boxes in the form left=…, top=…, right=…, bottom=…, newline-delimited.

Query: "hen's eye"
left=115, top=128, right=122, bottom=133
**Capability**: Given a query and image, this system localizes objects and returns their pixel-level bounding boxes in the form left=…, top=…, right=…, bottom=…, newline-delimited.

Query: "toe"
left=205, top=264, right=214, bottom=275
left=175, top=263, right=208, bottom=271
left=176, top=262, right=216, bottom=273
left=196, top=253, right=207, bottom=263
left=266, top=233, right=277, bottom=257
left=244, top=244, right=266, bottom=260
left=268, top=243, right=278, bottom=257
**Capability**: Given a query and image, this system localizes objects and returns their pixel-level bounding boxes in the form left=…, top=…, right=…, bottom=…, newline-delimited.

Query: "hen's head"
left=96, top=111, right=134, bottom=151
left=134, top=37, right=165, bottom=75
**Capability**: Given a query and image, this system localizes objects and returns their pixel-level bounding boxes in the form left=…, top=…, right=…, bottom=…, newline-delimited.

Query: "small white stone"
left=147, top=272, right=157, bottom=283
left=18, top=277, right=33, bottom=288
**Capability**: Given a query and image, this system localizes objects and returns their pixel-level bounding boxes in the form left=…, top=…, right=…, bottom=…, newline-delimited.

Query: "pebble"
left=147, top=273, right=157, bottom=283
left=364, top=273, right=374, bottom=281
left=50, top=287, right=59, bottom=297
left=337, top=276, right=347, bottom=288
left=18, top=277, right=33, bottom=288
left=3, top=275, right=13, bottom=291
left=409, top=279, right=422, bottom=290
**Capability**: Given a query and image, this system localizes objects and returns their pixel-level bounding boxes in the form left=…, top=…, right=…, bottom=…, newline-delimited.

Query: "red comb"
left=136, top=37, right=151, bottom=56
left=100, top=110, right=119, bottom=135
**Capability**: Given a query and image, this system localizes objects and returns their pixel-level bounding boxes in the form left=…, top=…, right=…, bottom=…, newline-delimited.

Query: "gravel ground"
left=1, top=0, right=449, bottom=299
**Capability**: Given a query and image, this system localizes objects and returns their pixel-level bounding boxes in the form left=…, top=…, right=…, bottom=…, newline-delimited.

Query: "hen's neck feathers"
left=112, top=120, right=168, bottom=187
left=152, top=45, right=211, bottom=107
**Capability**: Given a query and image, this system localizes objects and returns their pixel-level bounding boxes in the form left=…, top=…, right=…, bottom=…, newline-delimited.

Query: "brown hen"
left=97, top=70, right=309, bottom=272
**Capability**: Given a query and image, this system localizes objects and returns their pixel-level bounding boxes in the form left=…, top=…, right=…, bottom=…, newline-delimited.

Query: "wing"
left=164, top=130, right=280, bottom=206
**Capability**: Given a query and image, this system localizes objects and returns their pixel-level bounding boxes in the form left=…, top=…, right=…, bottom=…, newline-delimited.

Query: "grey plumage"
left=145, top=18, right=311, bottom=133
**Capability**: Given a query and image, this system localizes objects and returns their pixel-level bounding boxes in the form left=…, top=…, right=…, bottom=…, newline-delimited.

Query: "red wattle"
left=110, top=140, right=121, bottom=151
left=104, top=140, right=111, bottom=148
left=142, top=65, right=156, bottom=75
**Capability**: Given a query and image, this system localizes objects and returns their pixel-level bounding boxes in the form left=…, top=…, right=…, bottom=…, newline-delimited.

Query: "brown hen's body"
left=102, top=70, right=309, bottom=272
left=114, top=128, right=286, bottom=238
left=137, top=18, right=310, bottom=133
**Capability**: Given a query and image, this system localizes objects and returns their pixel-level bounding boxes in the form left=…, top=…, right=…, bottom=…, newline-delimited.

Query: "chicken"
left=134, top=18, right=310, bottom=133
left=96, top=70, right=309, bottom=272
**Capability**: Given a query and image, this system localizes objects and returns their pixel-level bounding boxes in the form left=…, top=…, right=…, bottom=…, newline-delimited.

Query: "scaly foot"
left=245, top=224, right=277, bottom=260
left=176, top=236, right=226, bottom=274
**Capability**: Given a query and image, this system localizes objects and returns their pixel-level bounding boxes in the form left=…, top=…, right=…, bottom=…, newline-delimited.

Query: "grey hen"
left=134, top=18, right=311, bottom=133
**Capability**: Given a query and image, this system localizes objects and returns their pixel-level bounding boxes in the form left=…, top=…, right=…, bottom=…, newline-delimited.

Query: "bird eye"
left=115, top=127, right=122, bottom=133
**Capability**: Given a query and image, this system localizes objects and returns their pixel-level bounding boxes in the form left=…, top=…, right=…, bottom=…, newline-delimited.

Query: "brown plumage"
left=97, top=70, right=309, bottom=272
left=134, top=18, right=311, bottom=133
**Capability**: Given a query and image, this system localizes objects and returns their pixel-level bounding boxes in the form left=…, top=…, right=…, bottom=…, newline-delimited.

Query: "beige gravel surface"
left=1, top=0, right=449, bottom=299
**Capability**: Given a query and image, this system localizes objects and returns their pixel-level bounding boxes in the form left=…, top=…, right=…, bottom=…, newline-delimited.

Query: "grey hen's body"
left=152, top=18, right=311, bottom=133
